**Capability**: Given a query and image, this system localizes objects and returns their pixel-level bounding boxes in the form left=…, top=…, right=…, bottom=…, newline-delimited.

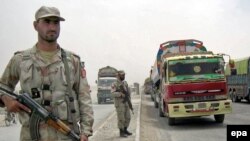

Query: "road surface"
left=140, top=94, right=250, bottom=141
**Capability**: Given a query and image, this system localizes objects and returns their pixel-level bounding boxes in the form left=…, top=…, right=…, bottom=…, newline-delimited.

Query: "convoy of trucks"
left=225, top=57, right=250, bottom=103
left=96, top=66, right=117, bottom=104
left=150, top=39, right=232, bottom=125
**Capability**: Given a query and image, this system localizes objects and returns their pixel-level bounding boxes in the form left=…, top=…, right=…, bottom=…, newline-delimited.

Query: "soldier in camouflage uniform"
left=0, top=6, right=93, bottom=141
left=111, top=70, right=132, bottom=137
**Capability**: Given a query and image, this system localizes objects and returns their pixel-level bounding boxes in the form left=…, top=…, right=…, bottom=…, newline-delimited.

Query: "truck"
left=151, top=39, right=232, bottom=125
left=225, top=57, right=250, bottom=103
left=96, top=66, right=117, bottom=104
left=143, top=77, right=153, bottom=95
left=150, top=61, right=161, bottom=108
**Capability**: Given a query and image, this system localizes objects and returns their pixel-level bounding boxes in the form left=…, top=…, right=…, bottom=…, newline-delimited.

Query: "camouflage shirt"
left=0, top=45, right=94, bottom=141
left=111, top=79, right=130, bottom=106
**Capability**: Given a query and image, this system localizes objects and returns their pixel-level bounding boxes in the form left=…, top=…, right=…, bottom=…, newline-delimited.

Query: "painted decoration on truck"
left=156, top=39, right=207, bottom=74
left=193, top=66, right=201, bottom=73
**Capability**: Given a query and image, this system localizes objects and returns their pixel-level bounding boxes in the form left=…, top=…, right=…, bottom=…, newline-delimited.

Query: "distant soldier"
left=111, top=70, right=132, bottom=137
left=0, top=6, right=93, bottom=141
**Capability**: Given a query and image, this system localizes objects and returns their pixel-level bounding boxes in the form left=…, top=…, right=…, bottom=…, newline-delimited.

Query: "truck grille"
left=183, top=95, right=215, bottom=102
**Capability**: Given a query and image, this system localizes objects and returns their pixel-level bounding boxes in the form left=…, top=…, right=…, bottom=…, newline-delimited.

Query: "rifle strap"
left=61, top=48, right=80, bottom=134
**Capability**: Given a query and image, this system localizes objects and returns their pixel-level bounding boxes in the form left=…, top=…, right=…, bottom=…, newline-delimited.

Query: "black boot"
left=120, top=129, right=127, bottom=137
left=124, top=127, right=132, bottom=136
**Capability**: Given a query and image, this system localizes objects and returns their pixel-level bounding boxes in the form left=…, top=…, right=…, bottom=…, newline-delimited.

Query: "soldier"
left=111, top=70, right=132, bottom=137
left=0, top=6, right=93, bottom=141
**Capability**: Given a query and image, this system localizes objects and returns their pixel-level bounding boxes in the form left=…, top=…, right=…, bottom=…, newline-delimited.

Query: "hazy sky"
left=0, top=0, right=250, bottom=86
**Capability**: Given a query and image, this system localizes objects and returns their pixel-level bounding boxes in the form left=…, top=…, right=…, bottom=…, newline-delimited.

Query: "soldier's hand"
left=1, top=95, right=31, bottom=113
left=80, top=134, right=88, bottom=141
left=120, top=93, right=126, bottom=98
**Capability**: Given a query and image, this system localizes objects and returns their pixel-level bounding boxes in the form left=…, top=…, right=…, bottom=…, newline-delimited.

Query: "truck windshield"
left=98, top=78, right=116, bottom=86
left=168, top=58, right=225, bottom=82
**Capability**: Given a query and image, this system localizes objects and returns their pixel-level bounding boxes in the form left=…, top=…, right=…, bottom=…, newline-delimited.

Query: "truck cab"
left=154, top=39, right=232, bottom=125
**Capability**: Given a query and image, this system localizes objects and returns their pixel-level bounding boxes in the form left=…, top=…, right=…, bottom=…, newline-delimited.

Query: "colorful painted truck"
left=225, top=57, right=250, bottom=103
left=96, top=66, right=117, bottom=104
left=151, top=39, right=232, bottom=125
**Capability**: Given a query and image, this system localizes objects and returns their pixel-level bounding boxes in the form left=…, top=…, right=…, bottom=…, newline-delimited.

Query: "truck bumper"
left=97, top=93, right=113, bottom=101
left=167, top=99, right=232, bottom=118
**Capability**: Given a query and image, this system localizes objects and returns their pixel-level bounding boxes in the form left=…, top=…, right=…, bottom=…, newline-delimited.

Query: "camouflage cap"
left=35, top=6, right=65, bottom=21
left=117, top=70, right=125, bottom=75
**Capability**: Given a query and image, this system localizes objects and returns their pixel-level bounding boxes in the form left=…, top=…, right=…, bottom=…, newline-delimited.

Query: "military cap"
left=117, top=70, right=125, bottom=75
left=35, top=6, right=65, bottom=21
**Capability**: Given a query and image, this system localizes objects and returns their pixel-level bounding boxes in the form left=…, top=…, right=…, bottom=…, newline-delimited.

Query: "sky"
left=0, top=0, right=250, bottom=86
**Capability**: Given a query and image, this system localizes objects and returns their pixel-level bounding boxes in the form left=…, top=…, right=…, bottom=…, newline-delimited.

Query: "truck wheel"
left=228, top=91, right=233, bottom=101
left=5, top=117, right=10, bottom=127
left=151, top=93, right=154, bottom=101
left=232, top=92, right=241, bottom=102
left=214, top=114, right=225, bottom=123
left=154, top=96, right=158, bottom=108
left=158, top=102, right=165, bottom=117
left=98, top=98, right=101, bottom=104
left=168, top=117, right=175, bottom=126
left=232, top=95, right=236, bottom=102
left=247, top=93, right=250, bottom=103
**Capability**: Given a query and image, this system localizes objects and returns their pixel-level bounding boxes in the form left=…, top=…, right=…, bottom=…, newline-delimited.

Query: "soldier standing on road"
left=0, top=6, right=93, bottom=141
left=111, top=70, right=132, bottom=137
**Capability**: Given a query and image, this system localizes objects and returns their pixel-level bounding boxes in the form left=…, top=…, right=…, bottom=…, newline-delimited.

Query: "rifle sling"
left=61, top=48, right=80, bottom=134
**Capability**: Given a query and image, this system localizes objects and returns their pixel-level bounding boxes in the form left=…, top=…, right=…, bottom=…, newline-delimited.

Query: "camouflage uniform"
left=111, top=72, right=131, bottom=136
left=0, top=46, right=94, bottom=141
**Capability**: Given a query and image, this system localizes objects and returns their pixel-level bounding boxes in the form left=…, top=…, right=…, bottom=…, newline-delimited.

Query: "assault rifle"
left=0, top=87, right=80, bottom=141
left=119, top=84, right=134, bottom=114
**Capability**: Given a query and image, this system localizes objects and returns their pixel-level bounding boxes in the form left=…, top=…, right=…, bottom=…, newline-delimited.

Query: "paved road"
left=140, top=94, right=250, bottom=141
left=91, top=87, right=115, bottom=130
left=0, top=86, right=115, bottom=141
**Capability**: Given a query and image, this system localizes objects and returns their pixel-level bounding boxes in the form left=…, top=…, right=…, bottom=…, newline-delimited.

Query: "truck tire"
left=214, top=114, right=225, bottom=123
left=151, top=93, right=154, bottom=101
left=158, top=101, right=165, bottom=117
left=4, top=114, right=11, bottom=127
left=98, top=98, right=101, bottom=104
left=232, top=92, right=241, bottom=102
left=168, top=117, right=175, bottom=126
left=247, top=90, right=250, bottom=103
left=228, top=90, right=233, bottom=101
left=154, top=99, right=158, bottom=108
left=154, top=94, right=159, bottom=108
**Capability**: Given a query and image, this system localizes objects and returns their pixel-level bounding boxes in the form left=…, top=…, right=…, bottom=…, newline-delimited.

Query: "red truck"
left=151, top=39, right=232, bottom=125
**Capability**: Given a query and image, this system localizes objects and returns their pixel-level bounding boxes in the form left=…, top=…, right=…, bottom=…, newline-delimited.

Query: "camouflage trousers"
left=115, top=102, right=131, bottom=129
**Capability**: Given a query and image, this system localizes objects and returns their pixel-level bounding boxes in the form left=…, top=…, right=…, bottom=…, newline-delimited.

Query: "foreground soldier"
left=0, top=6, right=93, bottom=141
left=111, top=70, right=132, bottom=137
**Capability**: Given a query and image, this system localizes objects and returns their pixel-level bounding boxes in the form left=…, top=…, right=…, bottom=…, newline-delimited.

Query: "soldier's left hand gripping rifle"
left=119, top=85, right=134, bottom=114
left=0, top=87, right=80, bottom=141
